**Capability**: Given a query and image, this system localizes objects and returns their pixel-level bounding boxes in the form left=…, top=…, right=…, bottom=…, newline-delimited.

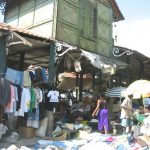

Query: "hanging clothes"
left=5, top=68, right=23, bottom=85
left=34, top=87, right=42, bottom=109
left=35, top=68, right=42, bottom=83
left=0, top=78, right=11, bottom=106
left=41, top=68, right=48, bottom=83
left=5, top=84, right=16, bottom=113
left=16, top=85, right=22, bottom=111
left=23, top=71, right=31, bottom=87
left=15, top=87, right=31, bottom=117
left=29, top=71, right=36, bottom=83
left=29, top=87, right=35, bottom=114
left=20, top=87, right=31, bottom=113
left=27, top=105, right=39, bottom=128
left=27, top=87, right=43, bottom=128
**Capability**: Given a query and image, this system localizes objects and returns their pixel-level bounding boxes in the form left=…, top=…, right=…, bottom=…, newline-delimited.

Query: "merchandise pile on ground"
left=0, top=131, right=150, bottom=150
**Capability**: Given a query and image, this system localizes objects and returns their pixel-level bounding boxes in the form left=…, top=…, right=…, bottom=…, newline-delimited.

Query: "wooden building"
left=112, top=46, right=150, bottom=87
left=0, top=0, right=125, bottom=92
left=3, top=0, right=124, bottom=56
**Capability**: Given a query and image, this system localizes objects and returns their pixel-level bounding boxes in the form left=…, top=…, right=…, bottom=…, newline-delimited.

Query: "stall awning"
left=81, top=50, right=128, bottom=72
left=56, top=42, right=128, bottom=74
left=105, top=86, right=127, bottom=98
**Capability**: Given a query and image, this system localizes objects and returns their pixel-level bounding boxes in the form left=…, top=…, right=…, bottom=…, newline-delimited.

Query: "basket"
left=19, top=127, right=35, bottom=138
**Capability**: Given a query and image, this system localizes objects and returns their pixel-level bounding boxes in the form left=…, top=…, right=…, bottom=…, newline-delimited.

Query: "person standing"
left=120, top=94, right=133, bottom=134
left=92, top=93, right=109, bottom=134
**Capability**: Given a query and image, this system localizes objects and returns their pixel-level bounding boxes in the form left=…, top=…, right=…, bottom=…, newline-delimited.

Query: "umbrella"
left=141, top=82, right=150, bottom=98
left=105, top=86, right=127, bottom=98
left=124, top=79, right=150, bottom=99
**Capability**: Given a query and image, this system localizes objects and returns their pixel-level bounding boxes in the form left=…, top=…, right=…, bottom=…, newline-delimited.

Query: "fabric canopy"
left=81, top=50, right=128, bottom=72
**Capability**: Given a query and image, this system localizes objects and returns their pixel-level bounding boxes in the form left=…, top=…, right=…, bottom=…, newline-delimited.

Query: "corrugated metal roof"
left=0, top=22, right=54, bottom=43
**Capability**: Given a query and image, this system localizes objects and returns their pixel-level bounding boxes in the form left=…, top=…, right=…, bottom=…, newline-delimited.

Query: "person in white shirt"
left=120, top=94, right=133, bottom=134
left=47, top=87, right=60, bottom=113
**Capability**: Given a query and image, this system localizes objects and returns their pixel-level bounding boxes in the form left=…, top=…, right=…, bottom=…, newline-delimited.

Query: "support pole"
left=76, top=72, right=79, bottom=101
left=126, top=56, right=132, bottom=85
left=0, top=36, right=6, bottom=122
left=92, top=70, right=95, bottom=92
left=0, top=36, right=6, bottom=76
left=79, top=71, right=83, bottom=102
left=19, top=52, right=25, bottom=71
left=139, top=61, right=144, bottom=79
left=48, top=43, right=57, bottom=87
left=99, top=70, right=102, bottom=91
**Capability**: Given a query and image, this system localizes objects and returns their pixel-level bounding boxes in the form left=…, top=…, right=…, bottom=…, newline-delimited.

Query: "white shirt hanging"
left=47, top=90, right=60, bottom=102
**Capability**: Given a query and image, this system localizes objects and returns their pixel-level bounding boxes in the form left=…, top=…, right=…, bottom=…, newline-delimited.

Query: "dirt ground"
left=0, top=137, right=41, bottom=149
left=0, top=134, right=150, bottom=149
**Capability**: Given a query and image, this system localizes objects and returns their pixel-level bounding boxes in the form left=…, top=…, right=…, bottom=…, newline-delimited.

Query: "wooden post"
left=99, top=70, right=102, bottom=91
left=126, top=55, right=132, bottom=85
left=0, top=36, right=6, bottom=122
left=76, top=72, right=79, bottom=101
left=48, top=43, right=57, bottom=87
left=79, top=71, right=83, bottom=102
left=118, top=73, right=122, bottom=86
left=139, top=61, right=144, bottom=79
left=19, top=52, right=25, bottom=71
left=92, top=70, right=95, bottom=92
left=0, top=36, right=6, bottom=76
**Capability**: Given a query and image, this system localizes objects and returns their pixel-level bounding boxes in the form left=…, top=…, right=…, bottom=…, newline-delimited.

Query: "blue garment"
left=5, top=68, right=23, bottom=85
left=41, top=68, right=48, bottom=83
left=121, top=118, right=133, bottom=127
left=27, top=105, right=39, bottom=128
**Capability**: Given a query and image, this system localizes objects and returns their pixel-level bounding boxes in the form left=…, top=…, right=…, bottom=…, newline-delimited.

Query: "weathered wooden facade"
left=3, top=0, right=124, bottom=57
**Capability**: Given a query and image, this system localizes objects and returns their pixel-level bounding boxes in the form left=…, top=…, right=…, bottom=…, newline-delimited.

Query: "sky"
left=114, top=0, right=150, bottom=57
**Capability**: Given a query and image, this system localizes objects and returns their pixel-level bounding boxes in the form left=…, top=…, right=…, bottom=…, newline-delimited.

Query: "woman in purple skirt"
left=92, top=93, right=109, bottom=134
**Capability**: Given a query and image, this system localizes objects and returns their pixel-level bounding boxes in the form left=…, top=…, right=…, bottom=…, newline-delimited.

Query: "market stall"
left=105, top=86, right=127, bottom=134
left=124, top=80, right=150, bottom=140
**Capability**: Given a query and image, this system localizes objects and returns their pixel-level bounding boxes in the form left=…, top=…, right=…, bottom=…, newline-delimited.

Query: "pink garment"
left=5, top=85, right=16, bottom=113
left=105, top=136, right=116, bottom=142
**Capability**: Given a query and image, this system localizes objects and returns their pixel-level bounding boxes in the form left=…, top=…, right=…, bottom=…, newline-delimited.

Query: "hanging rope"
left=66, top=52, right=82, bottom=61
left=6, top=31, right=32, bottom=47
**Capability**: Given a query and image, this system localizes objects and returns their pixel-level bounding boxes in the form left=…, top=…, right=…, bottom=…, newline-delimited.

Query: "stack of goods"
left=140, top=115, right=150, bottom=142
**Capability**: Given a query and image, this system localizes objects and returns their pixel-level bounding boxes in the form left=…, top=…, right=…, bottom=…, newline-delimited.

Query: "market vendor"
left=120, top=94, right=134, bottom=134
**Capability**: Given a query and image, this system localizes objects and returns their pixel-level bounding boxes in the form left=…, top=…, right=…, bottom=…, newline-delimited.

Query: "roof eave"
left=109, top=0, right=125, bottom=22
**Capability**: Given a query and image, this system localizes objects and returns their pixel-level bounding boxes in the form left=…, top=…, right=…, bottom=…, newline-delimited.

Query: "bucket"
left=46, top=111, right=54, bottom=136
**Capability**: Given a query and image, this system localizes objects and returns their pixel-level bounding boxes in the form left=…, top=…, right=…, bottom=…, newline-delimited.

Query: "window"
left=79, top=0, right=97, bottom=39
